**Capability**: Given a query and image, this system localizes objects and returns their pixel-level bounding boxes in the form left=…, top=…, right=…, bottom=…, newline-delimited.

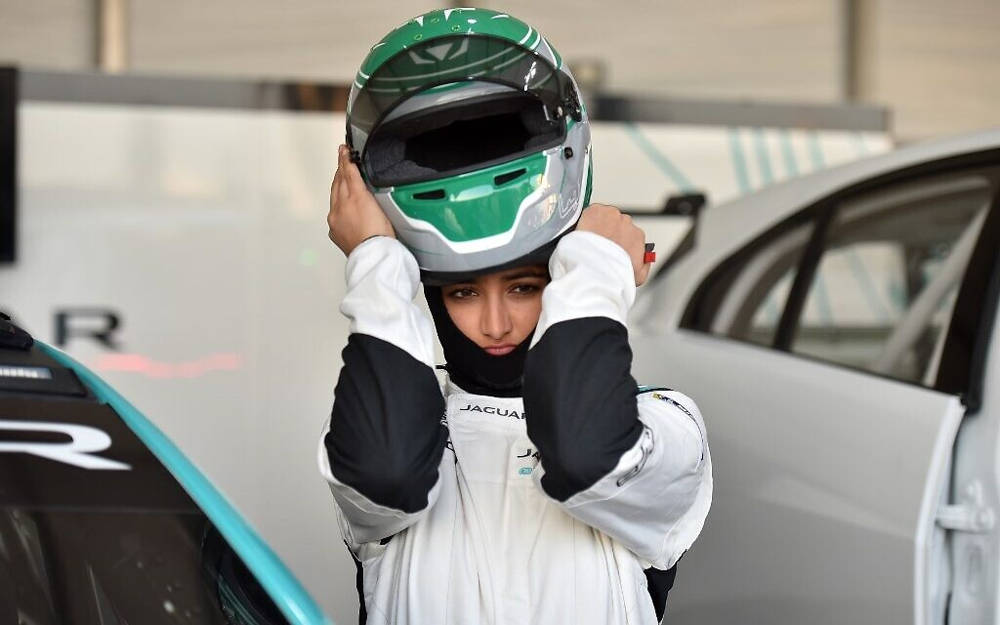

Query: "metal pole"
left=841, top=0, right=860, bottom=101
left=98, top=0, right=129, bottom=73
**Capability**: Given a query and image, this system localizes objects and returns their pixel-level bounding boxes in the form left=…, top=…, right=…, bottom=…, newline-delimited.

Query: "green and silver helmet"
left=347, top=7, right=592, bottom=284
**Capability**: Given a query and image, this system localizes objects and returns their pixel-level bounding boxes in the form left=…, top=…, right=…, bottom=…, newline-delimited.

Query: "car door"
left=632, top=150, right=1000, bottom=625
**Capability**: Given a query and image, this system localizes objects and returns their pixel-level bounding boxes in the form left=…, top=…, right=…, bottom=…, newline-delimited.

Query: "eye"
left=509, top=283, right=542, bottom=296
left=445, top=287, right=477, bottom=300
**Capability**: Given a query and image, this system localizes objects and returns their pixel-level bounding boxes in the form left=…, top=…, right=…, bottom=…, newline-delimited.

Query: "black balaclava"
left=424, top=285, right=534, bottom=397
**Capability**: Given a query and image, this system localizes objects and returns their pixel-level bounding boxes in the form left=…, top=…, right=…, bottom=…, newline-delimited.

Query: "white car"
left=631, top=129, right=1000, bottom=625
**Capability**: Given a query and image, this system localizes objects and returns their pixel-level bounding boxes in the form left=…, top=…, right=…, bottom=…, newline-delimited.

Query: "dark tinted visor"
left=364, top=91, right=565, bottom=187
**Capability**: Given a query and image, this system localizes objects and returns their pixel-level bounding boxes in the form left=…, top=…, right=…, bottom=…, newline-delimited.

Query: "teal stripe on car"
left=38, top=342, right=333, bottom=625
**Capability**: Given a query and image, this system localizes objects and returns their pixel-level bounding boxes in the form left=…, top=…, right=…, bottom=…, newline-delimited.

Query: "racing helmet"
left=346, top=8, right=593, bottom=284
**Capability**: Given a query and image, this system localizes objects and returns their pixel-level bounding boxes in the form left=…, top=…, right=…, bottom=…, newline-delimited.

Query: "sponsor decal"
left=516, top=447, right=540, bottom=459
left=458, top=403, right=524, bottom=419
left=0, top=419, right=130, bottom=470
left=515, top=446, right=539, bottom=477
left=0, top=366, right=51, bottom=380
left=651, top=392, right=693, bottom=418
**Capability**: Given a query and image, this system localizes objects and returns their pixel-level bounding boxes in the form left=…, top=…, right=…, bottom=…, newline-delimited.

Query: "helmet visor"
left=350, top=34, right=575, bottom=141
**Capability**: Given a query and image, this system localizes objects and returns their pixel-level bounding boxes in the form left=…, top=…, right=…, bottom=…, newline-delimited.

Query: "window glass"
left=702, top=223, right=813, bottom=346
left=791, top=174, right=993, bottom=384
left=0, top=509, right=290, bottom=625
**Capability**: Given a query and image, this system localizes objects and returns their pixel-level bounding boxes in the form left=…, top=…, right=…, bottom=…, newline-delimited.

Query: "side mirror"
left=661, top=192, right=706, bottom=217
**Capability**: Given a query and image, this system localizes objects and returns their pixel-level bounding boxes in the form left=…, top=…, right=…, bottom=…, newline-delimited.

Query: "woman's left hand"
left=577, top=204, right=651, bottom=286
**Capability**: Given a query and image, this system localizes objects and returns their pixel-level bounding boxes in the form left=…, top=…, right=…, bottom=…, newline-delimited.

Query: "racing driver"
left=318, top=8, right=712, bottom=624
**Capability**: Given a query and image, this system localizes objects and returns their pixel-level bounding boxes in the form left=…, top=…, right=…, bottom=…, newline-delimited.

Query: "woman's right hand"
left=327, top=145, right=395, bottom=256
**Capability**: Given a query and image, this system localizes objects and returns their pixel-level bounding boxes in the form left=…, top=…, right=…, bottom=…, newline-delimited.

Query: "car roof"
left=634, top=128, right=1000, bottom=330
left=698, top=128, right=1000, bottom=259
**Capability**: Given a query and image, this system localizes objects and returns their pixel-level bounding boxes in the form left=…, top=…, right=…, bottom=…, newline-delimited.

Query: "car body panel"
left=632, top=129, right=1000, bottom=624
left=0, top=338, right=333, bottom=625
left=632, top=330, right=963, bottom=624
left=944, top=276, right=1000, bottom=625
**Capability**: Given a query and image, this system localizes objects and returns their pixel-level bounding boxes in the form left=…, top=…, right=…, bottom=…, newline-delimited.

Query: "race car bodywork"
left=632, top=129, right=1000, bottom=624
left=0, top=317, right=332, bottom=625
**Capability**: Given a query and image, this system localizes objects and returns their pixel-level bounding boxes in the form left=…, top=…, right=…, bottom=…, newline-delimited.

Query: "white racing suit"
left=319, top=232, right=712, bottom=625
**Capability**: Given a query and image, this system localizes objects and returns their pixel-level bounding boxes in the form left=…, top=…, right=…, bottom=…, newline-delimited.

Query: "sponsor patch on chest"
left=458, top=403, right=524, bottom=420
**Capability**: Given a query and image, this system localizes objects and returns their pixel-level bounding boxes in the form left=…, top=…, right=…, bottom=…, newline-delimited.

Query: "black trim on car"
left=937, top=187, right=1000, bottom=412
left=773, top=206, right=835, bottom=350
left=0, top=67, right=15, bottom=263
left=680, top=204, right=821, bottom=331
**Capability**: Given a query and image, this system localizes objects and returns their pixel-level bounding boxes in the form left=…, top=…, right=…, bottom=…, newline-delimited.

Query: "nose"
left=481, top=294, right=512, bottom=341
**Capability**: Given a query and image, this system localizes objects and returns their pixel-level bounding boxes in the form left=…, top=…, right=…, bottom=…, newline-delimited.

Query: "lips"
left=484, top=345, right=516, bottom=356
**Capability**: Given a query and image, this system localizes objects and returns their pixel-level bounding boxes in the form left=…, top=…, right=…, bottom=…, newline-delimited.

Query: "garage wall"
left=129, top=1, right=438, bottom=81
left=468, top=1, right=843, bottom=102
left=0, top=0, right=996, bottom=139
left=0, top=0, right=94, bottom=70
left=858, top=0, right=1000, bottom=140
left=131, top=0, right=842, bottom=103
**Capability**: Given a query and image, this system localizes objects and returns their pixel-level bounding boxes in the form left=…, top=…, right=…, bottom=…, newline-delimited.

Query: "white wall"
left=2, top=0, right=997, bottom=138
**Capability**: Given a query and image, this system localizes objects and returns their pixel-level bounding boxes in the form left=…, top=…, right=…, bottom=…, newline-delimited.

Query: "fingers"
left=332, top=146, right=351, bottom=205
left=335, top=146, right=349, bottom=195
left=636, top=261, right=651, bottom=287
left=336, top=143, right=366, bottom=194
left=341, top=151, right=366, bottom=193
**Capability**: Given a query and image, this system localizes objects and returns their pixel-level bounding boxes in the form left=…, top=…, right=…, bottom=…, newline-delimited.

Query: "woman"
left=318, top=9, right=711, bottom=624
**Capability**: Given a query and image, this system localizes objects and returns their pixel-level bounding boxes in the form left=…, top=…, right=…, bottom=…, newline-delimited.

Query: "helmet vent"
left=494, top=169, right=526, bottom=186
left=413, top=189, right=446, bottom=200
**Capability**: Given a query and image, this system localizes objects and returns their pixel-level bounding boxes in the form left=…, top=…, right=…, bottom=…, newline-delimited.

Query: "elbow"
left=536, top=428, right=641, bottom=502
left=538, top=455, right=604, bottom=502
left=324, top=430, right=444, bottom=513
left=350, top=462, right=437, bottom=511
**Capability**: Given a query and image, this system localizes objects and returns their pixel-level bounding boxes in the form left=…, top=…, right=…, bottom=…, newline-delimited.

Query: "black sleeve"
left=522, top=317, right=643, bottom=502
left=324, top=333, right=448, bottom=513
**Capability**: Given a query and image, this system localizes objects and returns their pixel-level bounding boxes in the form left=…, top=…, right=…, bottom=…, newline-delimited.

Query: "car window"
left=691, top=223, right=814, bottom=347
left=685, top=165, right=997, bottom=389
left=791, top=174, right=992, bottom=384
left=0, top=509, right=291, bottom=625
left=0, top=393, right=293, bottom=625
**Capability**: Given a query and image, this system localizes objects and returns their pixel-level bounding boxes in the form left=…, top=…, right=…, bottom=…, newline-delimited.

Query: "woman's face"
left=441, top=264, right=549, bottom=355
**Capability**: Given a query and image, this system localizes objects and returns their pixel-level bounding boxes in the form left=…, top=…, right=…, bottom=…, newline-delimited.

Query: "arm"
left=318, top=147, right=448, bottom=548
left=523, top=227, right=712, bottom=570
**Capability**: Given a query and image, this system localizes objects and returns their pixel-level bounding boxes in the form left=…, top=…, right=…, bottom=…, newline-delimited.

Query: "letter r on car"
left=0, top=420, right=131, bottom=470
